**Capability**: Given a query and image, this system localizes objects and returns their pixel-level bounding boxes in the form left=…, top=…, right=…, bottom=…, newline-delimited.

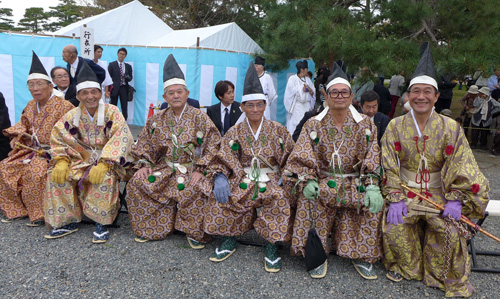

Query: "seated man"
left=204, top=62, right=294, bottom=273
left=381, top=42, right=489, bottom=297
left=126, top=54, right=220, bottom=247
left=0, top=52, right=74, bottom=226
left=44, top=61, right=134, bottom=243
left=284, top=63, right=384, bottom=280
left=51, top=66, right=79, bottom=106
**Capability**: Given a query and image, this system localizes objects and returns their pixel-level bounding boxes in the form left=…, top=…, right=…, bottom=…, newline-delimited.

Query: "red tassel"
left=148, top=103, right=154, bottom=119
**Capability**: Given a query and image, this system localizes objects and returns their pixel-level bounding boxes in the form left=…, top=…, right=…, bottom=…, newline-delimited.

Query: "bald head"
left=62, top=45, right=78, bottom=64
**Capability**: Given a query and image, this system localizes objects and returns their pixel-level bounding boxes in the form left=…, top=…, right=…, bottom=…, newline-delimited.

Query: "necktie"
left=70, top=65, right=76, bottom=78
left=223, top=107, right=230, bottom=136
left=120, top=63, right=124, bottom=85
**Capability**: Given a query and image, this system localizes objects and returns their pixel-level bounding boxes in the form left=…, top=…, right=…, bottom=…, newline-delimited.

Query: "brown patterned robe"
left=381, top=111, right=489, bottom=297
left=0, top=96, right=74, bottom=221
left=284, top=108, right=383, bottom=263
left=126, top=104, right=221, bottom=242
left=204, top=119, right=294, bottom=243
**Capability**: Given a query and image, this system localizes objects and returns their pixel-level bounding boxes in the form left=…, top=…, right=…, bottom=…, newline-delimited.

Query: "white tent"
left=147, top=22, right=263, bottom=54
left=53, top=0, right=173, bottom=45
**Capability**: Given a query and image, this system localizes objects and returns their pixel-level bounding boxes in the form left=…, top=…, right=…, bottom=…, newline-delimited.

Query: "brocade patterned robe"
left=126, top=104, right=221, bottom=242
left=0, top=96, right=74, bottom=221
left=204, top=119, right=294, bottom=243
left=381, top=110, right=489, bottom=297
left=45, top=104, right=134, bottom=228
left=284, top=107, right=383, bottom=262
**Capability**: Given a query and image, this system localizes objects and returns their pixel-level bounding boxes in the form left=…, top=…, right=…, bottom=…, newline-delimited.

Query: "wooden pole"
left=401, top=184, right=500, bottom=243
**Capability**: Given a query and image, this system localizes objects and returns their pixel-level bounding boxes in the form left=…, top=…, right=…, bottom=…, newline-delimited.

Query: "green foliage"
left=0, top=7, right=15, bottom=30
left=46, top=0, right=83, bottom=31
left=17, top=7, right=50, bottom=33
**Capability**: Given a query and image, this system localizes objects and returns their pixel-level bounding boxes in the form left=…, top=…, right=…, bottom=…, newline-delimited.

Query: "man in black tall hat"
left=0, top=51, right=74, bottom=227
left=284, top=62, right=384, bottom=280
left=126, top=54, right=221, bottom=248
left=45, top=60, right=134, bottom=244
left=204, top=62, right=294, bottom=273
left=381, top=42, right=489, bottom=297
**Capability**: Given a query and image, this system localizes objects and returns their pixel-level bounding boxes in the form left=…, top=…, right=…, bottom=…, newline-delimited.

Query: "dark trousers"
left=434, top=97, right=451, bottom=113
left=388, top=95, right=399, bottom=119
left=493, top=133, right=500, bottom=153
left=471, top=122, right=488, bottom=147
left=463, top=114, right=471, bottom=139
left=110, top=85, right=128, bottom=120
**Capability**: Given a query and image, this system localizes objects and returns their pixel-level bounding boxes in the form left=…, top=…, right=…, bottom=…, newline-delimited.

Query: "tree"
left=17, top=7, right=50, bottom=33
left=0, top=3, right=15, bottom=30
left=45, top=0, right=84, bottom=32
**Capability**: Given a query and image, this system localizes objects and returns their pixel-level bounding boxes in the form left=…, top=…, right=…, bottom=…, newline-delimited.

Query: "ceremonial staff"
left=401, top=184, right=500, bottom=243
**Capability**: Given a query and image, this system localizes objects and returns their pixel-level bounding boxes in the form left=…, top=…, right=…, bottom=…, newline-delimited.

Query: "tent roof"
left=53, top=0, right=173, bottom=45
left=147, top=22, right=263, bottom=54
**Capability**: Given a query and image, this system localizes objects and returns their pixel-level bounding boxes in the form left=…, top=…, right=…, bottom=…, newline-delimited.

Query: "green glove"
left=363, top=185, right=384, bottom=214
left=303, top=179, right=319, bottom=199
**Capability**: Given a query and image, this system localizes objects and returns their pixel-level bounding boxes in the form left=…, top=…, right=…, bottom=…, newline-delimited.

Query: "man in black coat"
left=206, top=80, right=242, bottom=136
left=108, top=47, right=133, bottom=120
left=360, top=90, right=390, bottom=147
left=0, top=92, right=11, bottom=161
left=50, top=67, right=79, bottom=107
left=62, top=44, right=105, bottom=87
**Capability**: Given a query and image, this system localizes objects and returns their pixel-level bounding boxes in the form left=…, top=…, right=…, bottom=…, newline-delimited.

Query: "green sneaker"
left=209, top=236, right=237, bottom=262
left=264, top=242, right=282, bottom=273
left=187, top=236, right=205, bottom=249
left=309, top=261, right=327, bottom=279
left=352, top=260, right=377, bottom=280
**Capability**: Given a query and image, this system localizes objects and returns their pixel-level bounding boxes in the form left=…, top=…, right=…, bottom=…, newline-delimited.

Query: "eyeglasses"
left=244, top=102, right=265, bottom=109
left=55, top=74, right=69, bottom=79
left=328, top=90, right=351, bottom=98
left=28, top=82, right=49, bottom=89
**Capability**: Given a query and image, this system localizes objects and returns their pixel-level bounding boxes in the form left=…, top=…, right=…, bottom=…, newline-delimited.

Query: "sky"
left=1, top=0, right=61, bottom=25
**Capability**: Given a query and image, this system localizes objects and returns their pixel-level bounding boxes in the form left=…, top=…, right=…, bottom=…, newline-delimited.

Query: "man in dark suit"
left=160, top=98, right=200, bottom=110
left=373, top=77, right=392, bottom=116
left=50, top=67, right=79, bottom=106
left=206, top=80, right=242, bottom=136
left=62, top=45, right=105, bottom=87
left=108, top=47, right=133, bottom=120
left=360, top=90, right=390, bottom=146
left=0, top=92, right=11, bottom=161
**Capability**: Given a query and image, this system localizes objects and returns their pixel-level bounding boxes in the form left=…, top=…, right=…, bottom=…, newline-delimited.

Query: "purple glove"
left=387, top=200, right=408, bottom=225
left=442, top=200, right=462, bottom=221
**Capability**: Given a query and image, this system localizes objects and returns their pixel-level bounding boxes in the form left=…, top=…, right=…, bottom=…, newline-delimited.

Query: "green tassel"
left=259, top=187, right=266, bottom=193
left=366, top=135, right=369, bottom=142
left=239, top=182, right=248, bottom=189
left=203, top=171, right=207, bottom=176
left=342, top=199, right=346, bottom=204
left=177, top=183, right=185, bottom=190
left=230, top=143, right=240, bottom=151
left=280, top=143, right=284, bottom=150
left=197, top=137, right=203, bottom=145
left=357, top=185, right=366, bottom=192
left=151, top=128, right=155, bottom=134
left=314, top=137, right=319, bottom=145
left=327, top=180, right=336, bottom=188
left=147, top=175, right=156, bottom=183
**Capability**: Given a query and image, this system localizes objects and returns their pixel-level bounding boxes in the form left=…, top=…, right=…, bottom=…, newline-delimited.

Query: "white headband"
left=409, top=75, right=438, bottom=90
left=163, top=78, right=187, bottom=90
left=326, top=77, right=351, bottom=91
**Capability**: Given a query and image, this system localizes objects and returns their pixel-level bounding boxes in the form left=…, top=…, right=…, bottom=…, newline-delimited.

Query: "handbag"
left=127, top=85, right=136, bottom=102
left=305, top=194, right=327, bottom=271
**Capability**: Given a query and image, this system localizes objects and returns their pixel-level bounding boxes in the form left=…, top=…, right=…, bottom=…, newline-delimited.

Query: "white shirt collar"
left=410, top=108, right=434, bottom=138
left=245, top=117, right=264, bottom=140
left=71, top=57, right=79, bottom=70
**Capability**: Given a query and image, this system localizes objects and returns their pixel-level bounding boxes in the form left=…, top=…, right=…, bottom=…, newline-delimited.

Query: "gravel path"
left=1, top=131, right=499, bottom=298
